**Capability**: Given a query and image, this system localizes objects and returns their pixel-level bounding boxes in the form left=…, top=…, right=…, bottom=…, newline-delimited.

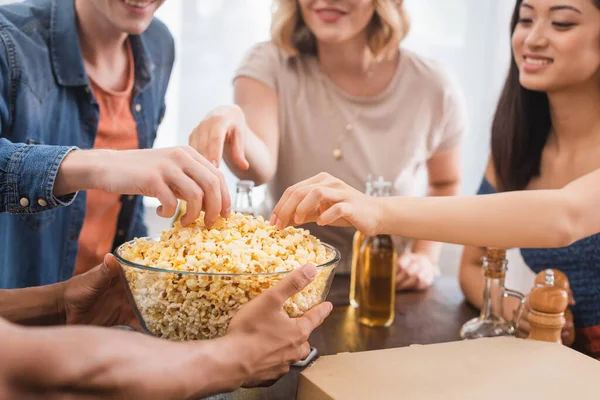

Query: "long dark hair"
left=491, top=0, right=600, bottom=191
left=491, top=0, right=551, bottom=191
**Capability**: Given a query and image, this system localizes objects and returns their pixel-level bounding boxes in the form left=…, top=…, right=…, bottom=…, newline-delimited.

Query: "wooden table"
left=210, top=275, right=478, bottom=400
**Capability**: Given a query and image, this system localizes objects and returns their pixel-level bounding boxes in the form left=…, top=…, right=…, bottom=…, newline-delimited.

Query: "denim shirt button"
left=135, top=103, right=142, bottom=112
left=37, top=198, right=48, bottom=207
left=19, top=197, right=30, bottom=207
left=117, top=229, right=125, bottom=237
left=127, top=195, right=134, bottom=201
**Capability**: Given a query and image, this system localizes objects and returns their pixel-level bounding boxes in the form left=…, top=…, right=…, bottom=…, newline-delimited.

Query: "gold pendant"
left=333, top=148, right=343, bottom=160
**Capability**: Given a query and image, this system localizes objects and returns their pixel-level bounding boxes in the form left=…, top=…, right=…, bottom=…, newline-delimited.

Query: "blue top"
left=477, top=178, right=600, bottom=356
left=0, top=0, right=175, bottom=288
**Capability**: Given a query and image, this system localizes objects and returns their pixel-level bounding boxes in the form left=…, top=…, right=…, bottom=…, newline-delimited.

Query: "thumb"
left=269, top=264, right=318, bottom=305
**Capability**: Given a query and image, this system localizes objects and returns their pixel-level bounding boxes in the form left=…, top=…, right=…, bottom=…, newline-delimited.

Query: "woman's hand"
left=188, top=105, right=250, bottom=170
left=396, top=251, right=440, bottom=292
left=270, top=173, right=383, bottom=236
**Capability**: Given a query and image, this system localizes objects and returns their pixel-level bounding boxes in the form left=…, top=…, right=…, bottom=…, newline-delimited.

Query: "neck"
left=75, top=0, right=129, bottom=67
left=317, top=34, right=374, bottom=77
left=547, top=78, right=600, bottom=151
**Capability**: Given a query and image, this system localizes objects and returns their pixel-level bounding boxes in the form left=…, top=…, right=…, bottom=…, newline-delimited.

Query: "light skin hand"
left=54, top=146, right=231, bottom=227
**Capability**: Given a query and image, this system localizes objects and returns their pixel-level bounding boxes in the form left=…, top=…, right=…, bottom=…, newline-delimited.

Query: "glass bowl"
left=114, top=238, right=340, bottom=340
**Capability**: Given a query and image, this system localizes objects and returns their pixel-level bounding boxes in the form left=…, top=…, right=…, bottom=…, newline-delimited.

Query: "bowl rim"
left=114, top=236, right=341, bottom=277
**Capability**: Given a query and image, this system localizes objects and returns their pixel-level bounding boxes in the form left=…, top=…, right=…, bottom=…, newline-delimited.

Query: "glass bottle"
left=357, top=178, right=397, bottom=328
left=460, top=248, right=526, bottom=339
left=349, top=175, right=373, bottom=308
left=233, top=180, right=255, bottom=216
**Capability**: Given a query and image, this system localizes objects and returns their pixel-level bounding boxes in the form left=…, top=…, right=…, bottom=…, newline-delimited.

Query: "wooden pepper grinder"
left=533, top=269, right=575, bottom=346
left=528, top=269, right=569, bottom=343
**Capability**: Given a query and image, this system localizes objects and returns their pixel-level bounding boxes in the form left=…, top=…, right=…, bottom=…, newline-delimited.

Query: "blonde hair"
left=271, top=0, right=410, bottom=61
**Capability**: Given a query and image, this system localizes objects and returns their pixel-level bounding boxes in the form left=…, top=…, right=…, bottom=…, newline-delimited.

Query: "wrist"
left=371, top=197, right=388, bottom=235
left=54, top=150, right=105, bottom=195
left=53, top=281, right=68, bottom=325
left=181, top=335, right=248, bottom=397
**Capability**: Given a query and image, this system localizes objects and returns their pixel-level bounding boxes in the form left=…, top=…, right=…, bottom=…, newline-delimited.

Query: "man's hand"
left=62, top=254, right=140, bottom=330
left=226, top=264, right=333, bottom=387
left=54, top=146, right=231, bottom=227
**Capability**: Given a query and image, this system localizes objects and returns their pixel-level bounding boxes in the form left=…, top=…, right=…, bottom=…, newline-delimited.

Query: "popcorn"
left=118, top=213, right=336, bottom=340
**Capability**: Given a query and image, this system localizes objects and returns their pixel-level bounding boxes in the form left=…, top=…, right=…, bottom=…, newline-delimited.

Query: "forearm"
left=0, top=284, right=65, bottom=326
left=458, top=256, right=485, bottom=309
left=378, top=190, right=578, bottom=249
left=410, top=180, right=460, bottom=261
left=223, top=129, right=276, bottom=186
left=0, top=320, right=247, bottom=399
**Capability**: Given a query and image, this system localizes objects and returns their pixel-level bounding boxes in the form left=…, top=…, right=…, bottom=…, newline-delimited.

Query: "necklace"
left=319, top=62, right=374, bottom=161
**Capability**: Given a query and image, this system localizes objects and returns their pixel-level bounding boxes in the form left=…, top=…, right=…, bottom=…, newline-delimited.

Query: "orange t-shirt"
left=74, top=42, right=139, bottom=275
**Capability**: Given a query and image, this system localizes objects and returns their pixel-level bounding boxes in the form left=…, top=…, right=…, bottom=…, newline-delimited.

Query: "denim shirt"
left=0, top=0, right=175, bottom=288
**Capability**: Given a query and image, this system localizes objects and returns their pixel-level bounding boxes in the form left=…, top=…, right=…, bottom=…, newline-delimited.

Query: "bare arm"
left=272, top=167, right=600, bottom=249
left=228, top=78, right=280, bottom=185
left=0, top=264, right=331, bottom=399
left=0, top=318, right=246, bottom=400
left=0, top=283, right=64, bottom=326
left=411, top=146, right=462, bottom=262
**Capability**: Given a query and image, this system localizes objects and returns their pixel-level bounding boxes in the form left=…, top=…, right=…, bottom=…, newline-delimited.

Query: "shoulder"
left=141, top=17, right=175, bottom=68
left=239, top=41, right=291, bottom=70
left=0, top=0, right=52, bottom=43
left=399, top=48, right=462, bottom=98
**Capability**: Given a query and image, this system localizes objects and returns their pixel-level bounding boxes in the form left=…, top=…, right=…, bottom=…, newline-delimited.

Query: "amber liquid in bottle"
left=358, top=234, right=397, bottom=327
left=349, top=230, right=365, bottom=308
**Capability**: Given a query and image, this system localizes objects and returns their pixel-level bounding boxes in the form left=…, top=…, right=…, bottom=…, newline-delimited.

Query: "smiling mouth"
left=524, top=56, right=553, bottom=66
left=122, top=0, right=158, bottom=9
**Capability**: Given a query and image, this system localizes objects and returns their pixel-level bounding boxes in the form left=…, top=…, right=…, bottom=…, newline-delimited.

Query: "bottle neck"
left=233, top=189, right=253, bottom=215
left=480, top=257, right=507, bottom=321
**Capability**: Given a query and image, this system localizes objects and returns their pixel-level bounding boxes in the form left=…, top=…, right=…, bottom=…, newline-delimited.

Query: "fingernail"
left=276, top=219, right=283, bottom=230
left=269, top=214, right=276, bottom=225
left=321, top=302, right=333, bottom=318
left=303, top=264, right=317, bottom=279
left=211, top=160, right=218, bottom=167
left=294, top=215, right=302, bottom=225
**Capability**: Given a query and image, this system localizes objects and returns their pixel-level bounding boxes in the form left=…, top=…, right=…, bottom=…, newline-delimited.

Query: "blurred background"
left=0, top=0, right=533, bottom=290
left=148, top=0, right=533, bottom=292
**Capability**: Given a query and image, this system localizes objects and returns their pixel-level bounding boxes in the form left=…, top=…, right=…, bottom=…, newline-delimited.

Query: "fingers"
left=294, top=187, right=343, bottom=225
left=276, top=185, right=323, bottom=229
left=182, top=146, right=231, bottom=220
left=228, top=126, right=250, bottom=170
left=154, top=181, right=178, bottom=219
left=268, top=264, right=318, bottom=306
left=271, top=173, right=332, bottom=225
left=170, top=173, right=204, bottom=227
left=316, top=203, right=353, bottom=227
left=206, top=122, right=227, bottom=168
left=103, top=254, right=121, bottom=279
left=296, top=301, right=333, bottom=336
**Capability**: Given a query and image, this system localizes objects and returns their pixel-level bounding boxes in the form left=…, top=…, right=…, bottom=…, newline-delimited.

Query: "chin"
left=119, top=20, right=153, bottom=35
left=518, top=75, right=557, bottom=93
